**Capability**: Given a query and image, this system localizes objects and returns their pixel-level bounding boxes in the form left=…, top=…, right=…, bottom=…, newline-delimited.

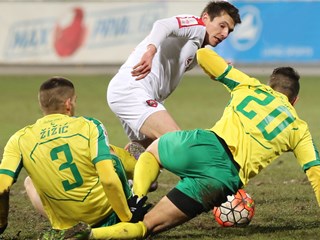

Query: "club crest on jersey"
left=176, top=16, right=204, bottom=28
left=185, top=57, right=194, bottom=70
left=146, top=99, right=158, bottom=107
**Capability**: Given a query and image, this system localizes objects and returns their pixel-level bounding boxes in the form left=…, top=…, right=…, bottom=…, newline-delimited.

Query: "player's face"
left=202, top=12, right=235, bottom=47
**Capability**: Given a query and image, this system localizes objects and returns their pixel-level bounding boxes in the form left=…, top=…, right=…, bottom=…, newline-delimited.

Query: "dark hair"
left=39, top=77, right=75, bottom=112
left=201, top=1, right=241, bottom=25
left=268, top=67, right=300, bottom=103
left=40, top=76, right=74, bottom=91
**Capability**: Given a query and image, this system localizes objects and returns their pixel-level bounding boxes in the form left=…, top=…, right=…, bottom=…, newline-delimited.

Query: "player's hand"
left=127, top=195, right=152, bottom=223
left=131, top=44, right=156, bottom=80
left=226, top=60, right=233, bottom=66
left=0, top=223, right=7, bottom=234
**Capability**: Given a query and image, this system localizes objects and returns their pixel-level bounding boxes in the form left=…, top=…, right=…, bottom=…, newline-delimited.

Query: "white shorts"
left=107, top=69, right=166, bottom=141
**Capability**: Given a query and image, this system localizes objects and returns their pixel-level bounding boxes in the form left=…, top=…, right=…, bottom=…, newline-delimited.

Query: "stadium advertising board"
left=215, top=1, right=319, bottom=63
left=0, top=1, right=318, bottom=64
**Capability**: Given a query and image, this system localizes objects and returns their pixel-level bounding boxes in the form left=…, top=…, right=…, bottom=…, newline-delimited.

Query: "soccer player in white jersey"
left=107, top=1, right=241, bottom=150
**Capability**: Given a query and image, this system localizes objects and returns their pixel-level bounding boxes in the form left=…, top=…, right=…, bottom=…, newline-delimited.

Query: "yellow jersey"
left=197, top=48, right=320, bottom=185
left=0, top=114, right=131, bottom=229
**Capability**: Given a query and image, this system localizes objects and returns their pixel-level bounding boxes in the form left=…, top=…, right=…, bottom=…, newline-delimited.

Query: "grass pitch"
left=0, top=73, right=320, bottom=239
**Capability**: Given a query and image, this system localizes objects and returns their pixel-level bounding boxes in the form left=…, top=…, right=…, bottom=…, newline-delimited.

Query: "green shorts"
left=92, top=211, right=120, bottom=228
left=158, top=129, right=242, bottom=211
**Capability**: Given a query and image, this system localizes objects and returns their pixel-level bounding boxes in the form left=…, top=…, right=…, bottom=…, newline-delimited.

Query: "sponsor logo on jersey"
left=176, top=16, right=204, bottom=28
left=146, top=99, right=158, bottom=107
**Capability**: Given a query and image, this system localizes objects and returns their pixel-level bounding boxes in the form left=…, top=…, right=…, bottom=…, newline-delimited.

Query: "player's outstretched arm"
left=197, top=48, right=230, bottom=79
left=95, top=160, right=133, bottom=222
left=306, top=165, right=320, bottom=206
left=0, top=174, right=14, bottom=234
left=0, top=190, right=9, bottom=234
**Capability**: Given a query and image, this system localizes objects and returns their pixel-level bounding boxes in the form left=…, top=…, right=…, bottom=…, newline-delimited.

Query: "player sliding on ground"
left=0, top=77, right=151, bottom=239
left=42, top=47, right=320, bottom=239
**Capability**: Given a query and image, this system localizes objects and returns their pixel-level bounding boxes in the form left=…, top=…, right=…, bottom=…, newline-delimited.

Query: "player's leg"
left=143, top=188, right=203, bottom=236
left=124, top=141, right=147, bottom=160
left=109, top=144, right=137, bottom=180
left=124, top=141, right=156, bottom=190
left=139, top=110, right=180, bottom=140
left=90, top=190, right=198, bottom=239
left=90, top=221, right=147, bottom=239
left=38, top=221, right=91, bottom=240
left=39, top=189, right=201, bottom=239
left=107, top=71, right=180, bottom=148
left=133, top=139, right=161, bottom=197
left=110, top=142, right=159, bottom=193
left=24, top=176, right=47, bottom=217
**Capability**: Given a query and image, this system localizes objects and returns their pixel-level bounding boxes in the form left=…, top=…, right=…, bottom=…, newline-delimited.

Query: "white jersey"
left=121, top=15, right=206, bottom=100
left=107, top=15, right=206, bottom=140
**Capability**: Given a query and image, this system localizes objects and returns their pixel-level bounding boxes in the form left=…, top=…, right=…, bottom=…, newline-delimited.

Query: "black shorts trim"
left=166, top=188, right=204, bottom=218
left=212, top=132, right=240, bottom=172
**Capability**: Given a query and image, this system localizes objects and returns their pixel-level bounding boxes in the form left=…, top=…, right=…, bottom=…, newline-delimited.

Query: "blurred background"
left=0, top=0, right=319, bottom=76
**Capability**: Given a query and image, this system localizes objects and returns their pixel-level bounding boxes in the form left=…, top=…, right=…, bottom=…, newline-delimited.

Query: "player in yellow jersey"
left=58, top=48, right=320, bottom=239
left=0, top=77, right=150, bottom=239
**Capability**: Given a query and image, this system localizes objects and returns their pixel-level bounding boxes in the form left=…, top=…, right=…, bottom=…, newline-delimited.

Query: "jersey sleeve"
left=306, top=166, right=320, bottom=206
left=86, top=118, right=116, bottom=165
left=0, top=133, right=20, bottom=228
left=293, top=127, right=320, bottom=171
left=87, top=119, right=133, bottom=221
left=0, top=133, right=23, bottom=181
left=148, top=15, right=204, bottom=50
left=292, top=125, right=320, bottom=206
left=197, top=48, right=261, bottom=91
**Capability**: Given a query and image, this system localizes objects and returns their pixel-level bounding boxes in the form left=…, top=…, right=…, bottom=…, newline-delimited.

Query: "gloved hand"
left=127, top=195, right=152, bottom=223
left=0, top=223, right=7, bottom=235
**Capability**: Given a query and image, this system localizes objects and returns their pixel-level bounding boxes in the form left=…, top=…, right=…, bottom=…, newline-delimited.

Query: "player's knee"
left=24, top=176, right=32, bottom=192
left=142, top=208, right=174, bottom=236
left=24, top=176, right=37, bottom=201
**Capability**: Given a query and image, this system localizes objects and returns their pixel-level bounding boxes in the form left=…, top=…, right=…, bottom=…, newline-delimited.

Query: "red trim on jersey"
left=176, top=16, right=204, bottom=28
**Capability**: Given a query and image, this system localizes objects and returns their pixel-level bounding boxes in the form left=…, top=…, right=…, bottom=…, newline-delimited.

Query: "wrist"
left=147, top=44, right=157, bottom=54
left=119, top=208, right=133, bottom=222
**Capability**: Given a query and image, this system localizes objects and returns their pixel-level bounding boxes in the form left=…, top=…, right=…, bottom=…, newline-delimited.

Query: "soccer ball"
left=213, top=189, right=255, bottom=227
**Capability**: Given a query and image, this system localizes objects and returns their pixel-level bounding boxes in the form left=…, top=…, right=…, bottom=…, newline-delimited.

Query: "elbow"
left=100, top=177, right=118, bottom=190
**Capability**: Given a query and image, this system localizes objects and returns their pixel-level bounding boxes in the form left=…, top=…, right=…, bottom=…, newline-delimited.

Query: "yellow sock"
left=91, top=221, right=147, bottom=239
left=133, top=152, right=160, bottom=197
left=110, top=144, right=137, bottom=179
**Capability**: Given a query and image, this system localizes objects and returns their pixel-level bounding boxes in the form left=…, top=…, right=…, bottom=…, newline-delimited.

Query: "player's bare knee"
left=142, top=214, right=163, bottom=236
left=24, top=176, right=31, bottom=188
